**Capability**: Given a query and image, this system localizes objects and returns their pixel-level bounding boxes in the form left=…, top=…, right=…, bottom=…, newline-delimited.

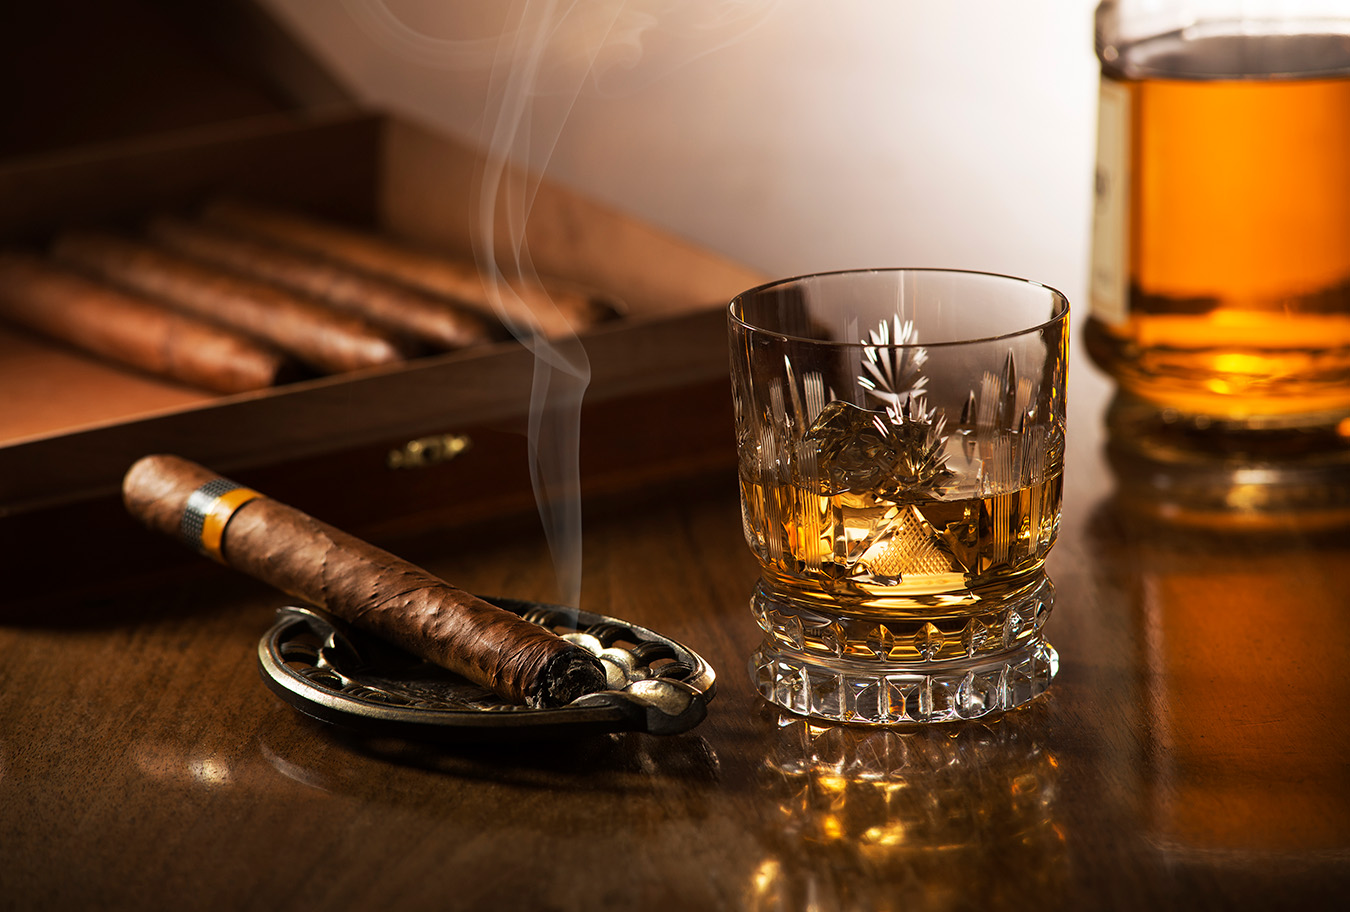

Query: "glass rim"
left=727, top=267, right=1070, bottom=348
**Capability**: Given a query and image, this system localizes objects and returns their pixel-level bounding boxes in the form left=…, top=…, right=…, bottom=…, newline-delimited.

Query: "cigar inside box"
left=0, top=110, right=762, bottom=603
left=3, top=194, right=630, bottom=400
left=0, top=1, right=762, bottom=604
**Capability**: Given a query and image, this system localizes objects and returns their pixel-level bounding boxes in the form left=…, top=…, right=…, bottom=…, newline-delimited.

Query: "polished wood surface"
left=2, top=362, right=1348, bottom=911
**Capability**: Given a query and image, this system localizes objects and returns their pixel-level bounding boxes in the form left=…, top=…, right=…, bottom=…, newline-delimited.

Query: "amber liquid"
left=1086, top=31, right=1350, bottom=423
left=740, top=473, right=1063, bottom=613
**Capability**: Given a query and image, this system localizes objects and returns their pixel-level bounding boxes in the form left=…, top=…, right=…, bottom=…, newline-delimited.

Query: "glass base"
left=748, top=578, right=1058, bottom=724
left=1105, top=392, right=1350, bottom=530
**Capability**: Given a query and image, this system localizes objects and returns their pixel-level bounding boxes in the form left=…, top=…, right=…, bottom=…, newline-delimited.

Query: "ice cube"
left=804, top=400, right=897, bottom=495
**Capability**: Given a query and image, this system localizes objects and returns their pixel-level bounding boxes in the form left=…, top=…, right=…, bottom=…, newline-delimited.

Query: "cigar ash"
left=259, top=599, right=716, bottom=740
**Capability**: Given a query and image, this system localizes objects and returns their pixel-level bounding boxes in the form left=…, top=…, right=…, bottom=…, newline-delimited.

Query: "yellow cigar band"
left=181, top=480, right=262, bottom=563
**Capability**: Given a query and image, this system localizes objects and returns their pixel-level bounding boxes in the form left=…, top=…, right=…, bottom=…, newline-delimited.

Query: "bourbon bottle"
left=1088, top=1, right=1350, bottom=524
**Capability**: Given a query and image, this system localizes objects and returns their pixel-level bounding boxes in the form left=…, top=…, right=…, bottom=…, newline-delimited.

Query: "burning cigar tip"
left=537, top=648, right=608, bottom=708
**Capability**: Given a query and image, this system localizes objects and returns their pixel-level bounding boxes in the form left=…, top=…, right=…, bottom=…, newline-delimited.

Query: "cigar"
left=52, top=231, right=407, bottom=376
left=201, top=198, right=620, bottom=339
left=146, top=216, right=505, bottom=352
left=122, top=454, right=607, bottom=708
left=0, top=251, right=289, bottom=393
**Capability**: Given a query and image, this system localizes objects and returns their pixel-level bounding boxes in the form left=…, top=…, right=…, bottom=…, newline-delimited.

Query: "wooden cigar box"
left=0, top=0, right=763, bottom=605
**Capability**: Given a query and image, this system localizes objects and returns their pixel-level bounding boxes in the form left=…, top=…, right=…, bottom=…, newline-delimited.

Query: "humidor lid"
left=0, top=0, right=352, bottom=162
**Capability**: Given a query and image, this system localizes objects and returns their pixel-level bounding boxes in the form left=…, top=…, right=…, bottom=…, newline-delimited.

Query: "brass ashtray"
left=257, top=598, right=717, bottom=741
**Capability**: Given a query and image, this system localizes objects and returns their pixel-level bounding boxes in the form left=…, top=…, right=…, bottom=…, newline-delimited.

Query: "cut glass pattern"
left=735, top=305, right=1064, bottom=724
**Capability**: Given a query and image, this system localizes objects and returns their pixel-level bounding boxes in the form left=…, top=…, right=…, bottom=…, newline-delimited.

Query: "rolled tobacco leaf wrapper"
left=146, top=216, right=505, bottom=352
left=122, top=454, right=607, bottom=708
left=52, top=231, right=407, bottom=376
left=202, top=198, right=620, bottom=339
left=0, top=251, right=288, bottom=393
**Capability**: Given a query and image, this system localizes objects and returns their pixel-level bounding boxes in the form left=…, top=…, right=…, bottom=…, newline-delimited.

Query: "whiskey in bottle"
left=1088, top=1, right=1350, bottom=524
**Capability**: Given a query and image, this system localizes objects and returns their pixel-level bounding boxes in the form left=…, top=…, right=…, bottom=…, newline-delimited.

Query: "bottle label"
left=1090, top=77, right=1130, bottom=325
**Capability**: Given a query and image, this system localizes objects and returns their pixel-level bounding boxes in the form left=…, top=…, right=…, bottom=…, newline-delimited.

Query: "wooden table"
left=2, top=360, right=1348, bottom=911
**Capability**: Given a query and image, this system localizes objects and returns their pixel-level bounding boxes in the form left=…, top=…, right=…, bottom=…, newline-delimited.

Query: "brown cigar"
left=0, top=251, right=288, bottom=393
left=146, top=216, right=505, bottom=352
left=52, top=231, right=407, bottom=376
left=122, top=454, right=607, bottom=708
left=201, top=198, right=620, bottom=338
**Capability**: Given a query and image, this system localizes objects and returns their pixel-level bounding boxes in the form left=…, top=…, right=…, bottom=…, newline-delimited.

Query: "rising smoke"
left=343, top=0, right=775, bottom=607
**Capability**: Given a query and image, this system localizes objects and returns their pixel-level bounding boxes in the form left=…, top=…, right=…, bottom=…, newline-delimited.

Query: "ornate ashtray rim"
left=256, top=597, right=717, bottom=741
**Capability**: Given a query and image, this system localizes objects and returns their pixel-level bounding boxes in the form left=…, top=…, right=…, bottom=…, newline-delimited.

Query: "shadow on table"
left=254, top=705, right=722, bottom=795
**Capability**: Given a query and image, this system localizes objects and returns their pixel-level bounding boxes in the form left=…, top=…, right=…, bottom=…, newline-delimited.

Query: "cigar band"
left=181, top=479, right=261, bottom=562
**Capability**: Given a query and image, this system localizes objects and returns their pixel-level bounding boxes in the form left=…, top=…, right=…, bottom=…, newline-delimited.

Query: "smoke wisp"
left=345, top=0, right=775, bottom=608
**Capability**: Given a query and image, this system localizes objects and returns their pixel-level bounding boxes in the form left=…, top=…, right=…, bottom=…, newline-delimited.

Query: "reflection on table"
left=1103, top=449, right=1350, bottom=883
left=748, top=710, right=1064, bottom=911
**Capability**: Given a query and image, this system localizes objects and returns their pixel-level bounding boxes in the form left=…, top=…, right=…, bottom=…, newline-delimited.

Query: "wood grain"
left=1, top=364, right=1346, bottom=910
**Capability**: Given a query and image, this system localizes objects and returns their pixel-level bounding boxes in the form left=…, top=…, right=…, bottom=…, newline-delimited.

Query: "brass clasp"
left=386, top=433, right=472, bottom=470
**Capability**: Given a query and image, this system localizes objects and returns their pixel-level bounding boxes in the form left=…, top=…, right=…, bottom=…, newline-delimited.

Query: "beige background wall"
left=261, top=0, right=1101, bottom=309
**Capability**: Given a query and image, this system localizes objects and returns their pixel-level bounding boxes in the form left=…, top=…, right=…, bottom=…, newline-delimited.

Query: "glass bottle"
left=1087, top=0, right=1350, bottom=525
